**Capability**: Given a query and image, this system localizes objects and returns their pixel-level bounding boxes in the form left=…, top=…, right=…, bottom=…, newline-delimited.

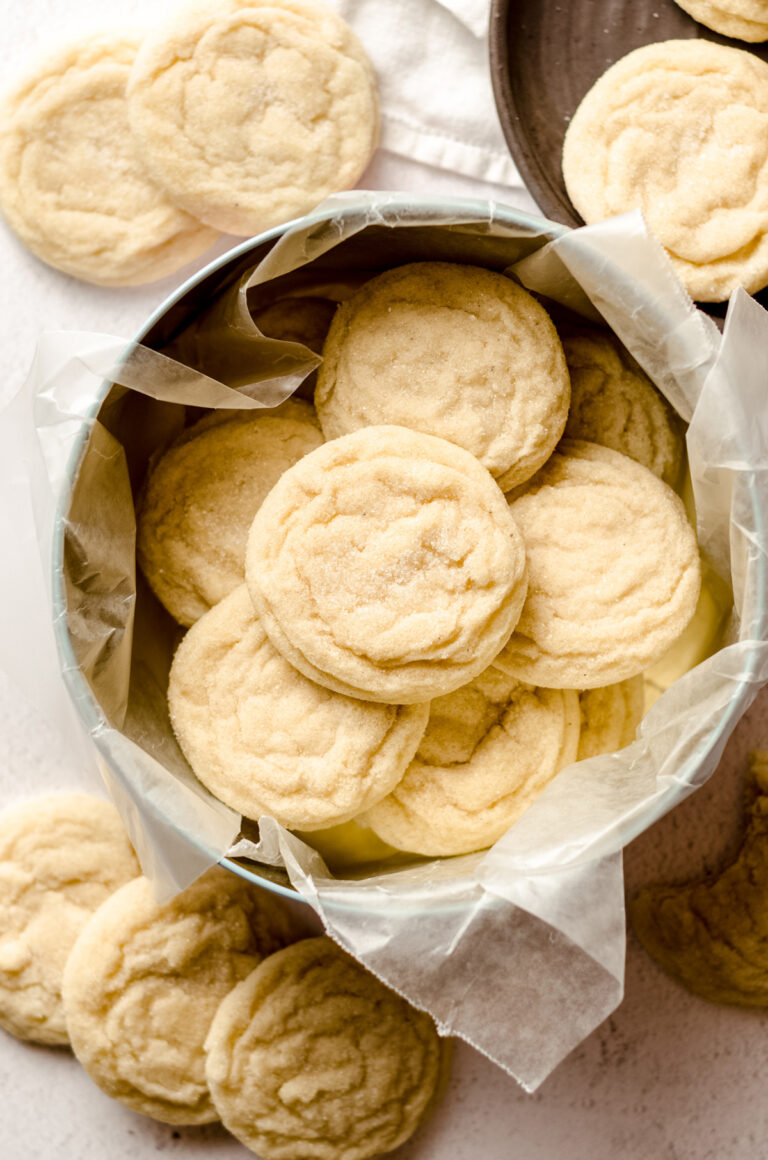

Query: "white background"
left=1, top=1, right=767, bottom=1158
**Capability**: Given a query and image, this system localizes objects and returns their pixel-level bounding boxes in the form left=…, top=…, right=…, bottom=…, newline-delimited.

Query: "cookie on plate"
left=204, top=937, right=445, bottom=1160
left=576, top=676, right=645, bottom=762
left=562, top=40, right=768, bottom=301
left=315, top=262, right=571, bottom=490
left=672, top=0, right=768, bottom=41
left=168, top=586, right=429, bottom=829
left=498, top=440, right=701, bottom=689
left=246, top=425, right=529, bottom=703
left=62, top=868, right=298, bottom=1124
left=361, top=664, right=581, bottom=857
left=0, top=794, right=139, bottom=1045
left=562, top=329, right=683, bottom=487
left=0, top=35, right=217, bottom=285
left=137, top=399, right=323, bottom=627
left=128, top=0, right=379, bottom=236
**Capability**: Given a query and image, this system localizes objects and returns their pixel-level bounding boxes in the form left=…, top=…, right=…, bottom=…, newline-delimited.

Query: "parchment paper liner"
left=9, top=195, right=768, bottom=1090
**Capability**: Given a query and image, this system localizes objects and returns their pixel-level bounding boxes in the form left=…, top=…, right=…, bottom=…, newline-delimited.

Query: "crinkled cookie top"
left=168, top=586, right=428, bottom=829
left=562, top=39, right=768, bottom=300
left=246, top=425, right=528, bottom=703
left=204, top=937, right=443, bottom=1160
left=316, top=262, right=570, bottom=490
left=500, top=440, right=701, bottom=688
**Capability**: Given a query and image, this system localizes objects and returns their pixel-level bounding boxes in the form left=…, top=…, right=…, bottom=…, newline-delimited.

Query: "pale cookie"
left=0, top=36, right=218, bottom=286
left=562, top=40, right=768, bottom=301
left=137, top=399, right=323, bottom=627
left=576, top=676, right=645, bottom=762
left=128, top=0, right=379, bottom=236
left=631, top=751, right=768, bottom=1006
left=562, top=329, right=684, bottom=487
left=204, top=937, right=444, bottom=1160
left=498, top=440, right=701, bottom=689
left=0, top=794, right=139, bottom=1045
left=315, top=262, right=571, bottom=491
left=673, top=0, right=768, bottom=41
left=168, top=586, right=429, bottom=829
left=246, top=425, right=529, bottom=704
left=62, top=867, right=298, bottom=1124
left=361, top=664, right=581, bottom=857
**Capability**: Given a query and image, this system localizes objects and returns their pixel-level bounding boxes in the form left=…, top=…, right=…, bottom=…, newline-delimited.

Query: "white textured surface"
left=1, top=1, right=767, bottom=1158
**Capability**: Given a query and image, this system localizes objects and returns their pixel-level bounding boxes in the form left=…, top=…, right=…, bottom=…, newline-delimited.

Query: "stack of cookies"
left=137, top=260, right=702, bottom=860
left=0, top=793, right=446, bottom=1157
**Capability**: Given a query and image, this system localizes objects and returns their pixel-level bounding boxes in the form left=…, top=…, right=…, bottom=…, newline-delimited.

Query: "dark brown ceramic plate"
left=489, top=0, right=768, bottom=229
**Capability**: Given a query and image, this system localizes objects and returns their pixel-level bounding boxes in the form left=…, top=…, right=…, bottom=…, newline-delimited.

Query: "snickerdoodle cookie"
left=562, top=329, right=683, bottom=487
left=245, top=425, right=529, bottom=703
left=168, top=586, right=429, bottom=828
left=673, top=0, right=768, bottom=41
left=576, top=676, right=645, bottom=762
left=0, top=794, right=139, bottom=1045
left=0, top=35, right=217, bottom=285
left=137, top=399, right=323, bottom=627
left=62, top=867, right=298, bottom=1124
left=562, top=40, right=768, bottom=301
left=315, top=262, right=571, bottom=490
left=128, top=0, right=379, bottom=236
left=498, top=441, right=701, bottom=689
left=361, top=664, right=581, bottom=857
left=204, top=937, right=444, bottom=1160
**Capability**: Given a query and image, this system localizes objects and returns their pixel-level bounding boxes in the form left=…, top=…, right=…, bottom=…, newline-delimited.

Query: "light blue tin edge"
left=49, top=195, right=768, bottom=912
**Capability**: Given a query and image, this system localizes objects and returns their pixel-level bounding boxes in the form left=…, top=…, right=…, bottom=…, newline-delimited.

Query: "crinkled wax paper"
left=4, top=194, right=768, bottom=1091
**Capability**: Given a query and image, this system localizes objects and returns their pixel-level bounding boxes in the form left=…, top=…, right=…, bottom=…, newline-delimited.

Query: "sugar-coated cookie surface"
left=168, top=586, right=429, bottom=828
left=577, top=676, right=645, bottom=762
left=498, top=441, right=701, bottom=688
left=137, top=400, right=323, bottom=626
left=128, top=0, right=379, bottom=236
left=361, top=664, right=580, bottom=857
left=0, top=794, right=139, bottom=1045
left=62, top=868, right=298, bottom=1125
left=562, top=40, right=768, bottom=301
left=316, top=262, right=571, bottom=490
left=562, top=329, right=683, bottom=487
left=204, top=937, right=443, bottom=1160
left=672, top=0, right=768, bottom=41
left=0, top=36, right=217, bottom=285
left=246, top=425, right=529, bottom=703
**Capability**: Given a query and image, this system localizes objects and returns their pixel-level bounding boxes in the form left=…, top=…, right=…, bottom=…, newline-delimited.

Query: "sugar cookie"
left=168, top=586, right=429, bottom=828
left=0, top=794, right=139, bottom=1045
left=137, top=399, right=323, bottom=627
left=631, top=751, right=768, bottom=1006
left=562, top=329, right=683, bottom=487
left=204, top=937, right=443, bottom=1160
left=62, top=867, right=298, bottom=1124
left=361, top=665, right=581, bottom=857
left=128, top=0, right=379, bottom=236
left=0, top=36, right=217, bottom=286
left=498, top=441, right=701, bottom=688
left=673, top=0, right=768, bottom=41
left=246, top=425, right=529, bottom=703
left=562, top=40, right=768, bottom=301
left=576, top=676, right=645, bottom=762
left=315, top=262, right=571, bottom=490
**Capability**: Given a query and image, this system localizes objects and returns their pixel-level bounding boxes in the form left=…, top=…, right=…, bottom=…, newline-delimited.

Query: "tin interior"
left=53, top=200, right=742, bottom=902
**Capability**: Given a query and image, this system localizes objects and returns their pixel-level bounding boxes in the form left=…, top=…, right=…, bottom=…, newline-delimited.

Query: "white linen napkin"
left=329, top=0, right=525, bottom=191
